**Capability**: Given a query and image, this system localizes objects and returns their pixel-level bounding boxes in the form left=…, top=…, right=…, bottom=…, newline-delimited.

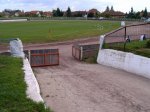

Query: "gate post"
left=80, top=46, right=83, bottom=60
left=99, top=35, right=105, bottom=50
left=124, top=26, right=127, bottom=51
left=28, top=50, right=31, bottom=64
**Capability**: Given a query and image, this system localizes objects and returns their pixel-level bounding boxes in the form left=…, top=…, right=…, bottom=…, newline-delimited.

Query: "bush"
left=146, top=40, right=150, bottom=48
left=84, top=57, right=97, bottom=63
left=135, top=49, right=150, bottom=58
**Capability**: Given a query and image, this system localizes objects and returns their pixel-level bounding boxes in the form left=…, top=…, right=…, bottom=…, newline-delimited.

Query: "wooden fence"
left=72, top=44, right=99, bottom=61
left=25, top=49, right=59, bottom=67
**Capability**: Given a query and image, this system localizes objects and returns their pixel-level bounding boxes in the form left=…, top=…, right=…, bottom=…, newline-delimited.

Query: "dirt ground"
left=32, top=43, right=150, bottom=112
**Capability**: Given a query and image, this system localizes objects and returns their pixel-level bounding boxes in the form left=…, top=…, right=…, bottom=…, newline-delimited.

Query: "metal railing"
left=104, top=22, right=150, bottom=51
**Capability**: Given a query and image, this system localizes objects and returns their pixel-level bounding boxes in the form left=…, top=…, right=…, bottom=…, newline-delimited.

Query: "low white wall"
left=97, top=49, right=150, bottom=79
left=23, top=58, right=44, bottom=102
left=0, top=19, right=27, bottom=23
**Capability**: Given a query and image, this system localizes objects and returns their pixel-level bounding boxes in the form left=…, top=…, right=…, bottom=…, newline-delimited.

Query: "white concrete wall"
left=0, top=19, right=27, bottom=23
left=23, top=58, right=44, bottom=103
left=97, top=49, right=150, bottom=79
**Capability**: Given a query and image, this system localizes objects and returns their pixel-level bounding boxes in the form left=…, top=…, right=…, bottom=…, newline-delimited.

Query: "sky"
left=0, top=0, right=149, bottom=13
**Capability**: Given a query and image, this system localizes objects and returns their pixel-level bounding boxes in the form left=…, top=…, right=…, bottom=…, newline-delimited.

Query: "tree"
left=52, top=8, right=63, bottom=17
left=73, top=12, right=83, bottom=17
left=110, top=6, right=114, bottom=12
left=66, top=7, right=71, bottom=17
left=39, top=11, right=43, bottom=17
left=88, top=12, right=94, bottom=17
left=104, top=13, right=111, bottom=18
left=0, top=13, right=2, bottom=17
left=60, top=10, right=64, bottom=17
left=105, top=6, right=110, bottom=12
left=52, top=10, right=57, bottom=17
left=131, top=7, right=134, bottom=13
left=143, top=7, right=148, bottom=18
left=127, top=7, right=135, bottom=18
left=135, top=12, right=141, bottom=19
left=95, top=12, right=99, bottom=18
left=56, top=8, right=61, bottom=16
left=140, top=10, right=144, bottom=17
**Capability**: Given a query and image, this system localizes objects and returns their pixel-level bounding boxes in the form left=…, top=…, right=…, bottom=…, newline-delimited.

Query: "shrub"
left=146, top=40, right=150, bottom=48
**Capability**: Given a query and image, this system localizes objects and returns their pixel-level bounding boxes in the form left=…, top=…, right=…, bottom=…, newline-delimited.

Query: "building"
left=43, top=11, right=53, bottom=17
left=109, top=11, right=125, bottom=18
left=72, top=11, right=87, bottom=17
left=25, top=11, right=41, bottom=17
left=88, top=9, right=99, bottom=15
left=15, top=12, right=25, bottom=17
left=102, top=6, right=125, bottom=18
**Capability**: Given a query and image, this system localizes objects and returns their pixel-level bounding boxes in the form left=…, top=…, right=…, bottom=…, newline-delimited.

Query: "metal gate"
left=25, top=49, right=59, bottom=67
left=72, top=45, right=81, bottom=60
left=72, top=44, right=99, bottom=61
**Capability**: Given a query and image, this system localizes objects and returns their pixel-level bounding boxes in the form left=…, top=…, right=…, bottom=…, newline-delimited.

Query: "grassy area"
left=105, top=40, right=150, bottom=58
left=83, top=55, right=98, bottom=64
left=0, top=56, right=52, bottom=112
left=0, top=20, right=120, bottom=43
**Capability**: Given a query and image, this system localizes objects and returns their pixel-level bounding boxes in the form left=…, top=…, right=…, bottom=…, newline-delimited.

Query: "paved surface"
left=33, top=44, right=150, bottom=112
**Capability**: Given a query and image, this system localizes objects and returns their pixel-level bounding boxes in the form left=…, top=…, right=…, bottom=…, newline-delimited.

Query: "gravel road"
left=33, top=43, right=150, bottom=112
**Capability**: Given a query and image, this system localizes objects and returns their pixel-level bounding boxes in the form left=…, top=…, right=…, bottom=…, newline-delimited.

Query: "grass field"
left=0, top=56, right=52, bottom=112
left=105, top=40, right=150, bottom=58
left=0, top=20, right=120, bottom=43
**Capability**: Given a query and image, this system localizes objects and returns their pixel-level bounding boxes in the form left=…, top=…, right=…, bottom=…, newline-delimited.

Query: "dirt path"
left=33, top=43, right=150, bottom=112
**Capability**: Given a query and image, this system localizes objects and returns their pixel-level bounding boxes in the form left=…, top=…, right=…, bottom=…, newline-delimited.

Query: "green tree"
left=135, top=12, right=141, bottom=19
left=110, top=6, right=114, bottom=12
left=105, top=6, right=110, bottom=12
left=52, top=8, right=63, bottom=17
left=52, top=10, right=57, bottom=17
left=143, top=7, right=148, bottom=18
left=60, top=10, right=64, bottom=17
left=56, top=8, right=61, bottom=16
left=131, top=7, right=134, bottom=13
left=127, top=7, right=135, bottom=18
left=88, top=12, right=94, bottom=17
left=0, top=13, right=3, bottom=17
left=66, top=7, right=72, bottom=17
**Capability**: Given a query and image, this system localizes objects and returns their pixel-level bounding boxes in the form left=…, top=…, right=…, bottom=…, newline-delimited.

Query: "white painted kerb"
left=23, top=58, right=44, bottom=102
left=97, top=49, right=150, bottom=79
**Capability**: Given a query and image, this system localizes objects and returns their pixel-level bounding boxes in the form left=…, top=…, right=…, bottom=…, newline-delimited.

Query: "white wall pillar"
left=99, top=35, right=105, bottom=50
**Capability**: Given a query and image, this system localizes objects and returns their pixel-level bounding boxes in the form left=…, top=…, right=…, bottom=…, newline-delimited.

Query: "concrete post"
left=99, top=35, right=105, bottom=50
left=28, top=50, right=31, bottom=64
left=9, top=38, right=25, bottom=58
left=80, top=46, right=83, bottom=60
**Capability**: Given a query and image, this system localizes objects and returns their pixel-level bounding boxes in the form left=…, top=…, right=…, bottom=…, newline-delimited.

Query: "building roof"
left=88, top=9, right=99, bottom=13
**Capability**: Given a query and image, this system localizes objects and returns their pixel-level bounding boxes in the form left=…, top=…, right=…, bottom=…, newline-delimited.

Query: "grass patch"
left=83, top=51, right=98, bottom=64
left=0, top=20, right=120, bottom=43
left=105, top=40, right=150, bottom=58
left=0, top=55, right=52, bottom=112
left=83, top=56, right=98, bottom=64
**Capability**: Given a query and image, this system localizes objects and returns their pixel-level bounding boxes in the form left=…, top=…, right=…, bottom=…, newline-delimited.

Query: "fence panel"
left=72, top=45, right=81, bottom=60
left=25, top=49, right=59, bottom=67
left=105, top=23, right=150, bottom=43
left=82, top=44, right=99, bottom=59
left=104, top=22, right=150, bottom=51
left=72, top=44, right=99, bottom=61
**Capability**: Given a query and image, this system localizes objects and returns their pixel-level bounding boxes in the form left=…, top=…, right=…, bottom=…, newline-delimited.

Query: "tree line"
left=0, top=6, right=149, bottom=19
left=126, top=7, right=148, bottom=19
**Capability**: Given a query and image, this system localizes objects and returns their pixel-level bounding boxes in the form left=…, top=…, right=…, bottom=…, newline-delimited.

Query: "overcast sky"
left=0, top=0, right=149, bottom=12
